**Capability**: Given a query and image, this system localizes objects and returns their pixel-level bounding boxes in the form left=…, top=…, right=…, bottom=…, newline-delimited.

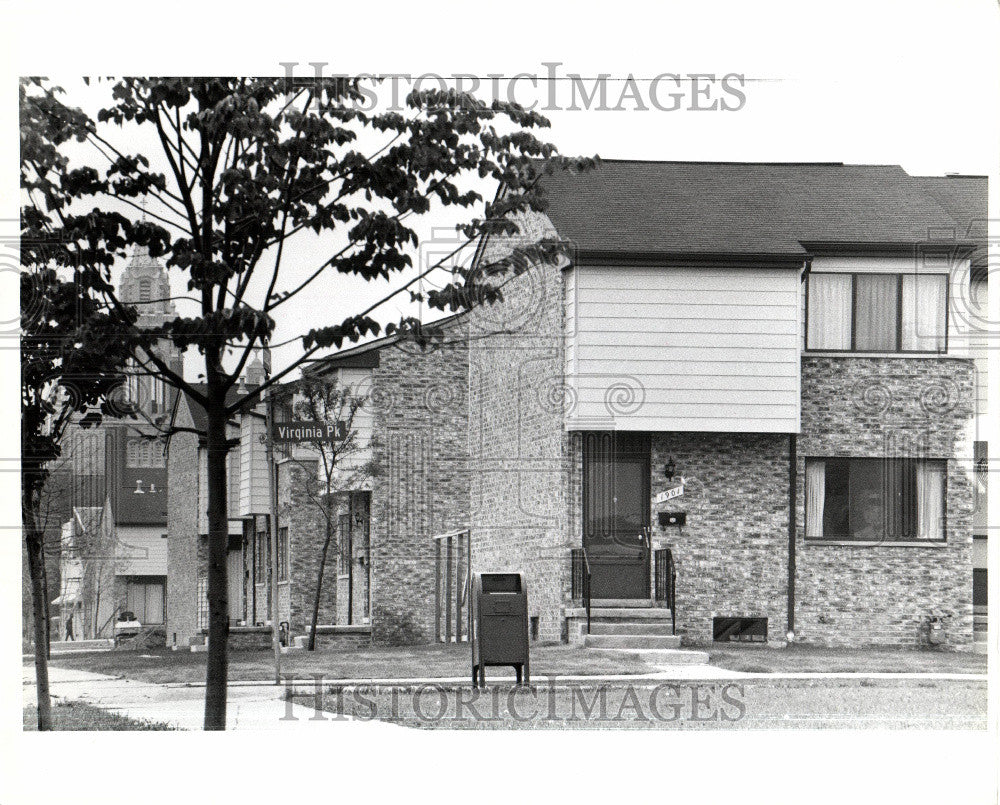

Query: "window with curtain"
left=805, top=457, right=946, bottom=541
left=902, top=274, right=948, bottom=351
left=854, top=274, right=898, bottom=351
left=806, top=273, right=948, bottom=353
left=806, top=274, right=852, bottom=349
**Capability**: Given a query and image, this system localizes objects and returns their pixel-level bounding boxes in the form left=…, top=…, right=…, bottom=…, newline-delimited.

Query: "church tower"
left=119, top=246, right=184, bottom=416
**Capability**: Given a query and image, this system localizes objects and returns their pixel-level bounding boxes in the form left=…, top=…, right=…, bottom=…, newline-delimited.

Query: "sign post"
left=264, top=362, right=281, bottom=685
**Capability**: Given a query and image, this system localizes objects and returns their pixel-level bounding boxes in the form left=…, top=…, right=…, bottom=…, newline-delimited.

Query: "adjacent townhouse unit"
left=163, top=315, right=471, bottom=650
left=299, top=314, right=471, bottom=644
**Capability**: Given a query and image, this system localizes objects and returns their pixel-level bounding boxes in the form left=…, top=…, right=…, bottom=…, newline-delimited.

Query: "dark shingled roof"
left=912, top=175, right=988, bottom=244
left=537, top=160, right=982, bottom=258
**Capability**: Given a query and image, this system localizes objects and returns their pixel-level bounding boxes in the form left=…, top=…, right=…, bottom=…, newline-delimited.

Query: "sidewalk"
left=21, top=666, right=394, bottom=731
left=24, top=660, right=986, bottom=731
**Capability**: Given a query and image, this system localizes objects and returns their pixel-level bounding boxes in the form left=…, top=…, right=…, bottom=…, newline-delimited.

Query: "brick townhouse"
left=465, top=160, right=988, bottom=649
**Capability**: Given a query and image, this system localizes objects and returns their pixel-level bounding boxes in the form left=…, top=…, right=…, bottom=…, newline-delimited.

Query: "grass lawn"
left=42, top=642, right=653, bottom=685
left=707, top=644, right=987, bottom=674
left=38, top=641, right=987, bottom=686
left=23, top=700, right=174, bottom=731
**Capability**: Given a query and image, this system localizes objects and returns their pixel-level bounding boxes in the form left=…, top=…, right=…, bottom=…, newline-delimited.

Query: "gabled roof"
left=168, top=383, right=259, bottom=436
left=305, top=312, right=467, bottom=377
left=536, top=160, right=981, bottom=259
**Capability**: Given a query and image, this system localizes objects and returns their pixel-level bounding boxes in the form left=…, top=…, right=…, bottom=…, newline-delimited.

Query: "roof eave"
left=571, top=249, right=808, bottom=268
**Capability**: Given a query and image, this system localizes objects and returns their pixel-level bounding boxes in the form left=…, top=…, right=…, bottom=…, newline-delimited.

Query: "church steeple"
left=120, top=246, right=176, bottom=328
left=119, top=243, right=184, bottom=415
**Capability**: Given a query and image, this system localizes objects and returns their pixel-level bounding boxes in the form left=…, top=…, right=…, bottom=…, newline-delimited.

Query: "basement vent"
left=713, top=617, right=768, bottom=643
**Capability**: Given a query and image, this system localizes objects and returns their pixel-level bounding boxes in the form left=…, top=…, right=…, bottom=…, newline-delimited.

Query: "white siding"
left=116, top=525, right=167, bottom=575
left=238, top=410, right=269, bottom=517
left=335, top=367, right=375, bottom=486
left=565, top=265, right=801, bottom=433
left=198, top=451, right=244, bottom=534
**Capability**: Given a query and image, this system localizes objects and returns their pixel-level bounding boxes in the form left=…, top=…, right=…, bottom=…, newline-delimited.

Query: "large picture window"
left=806, top=272, right=948, bottom=353
left=805, top=458, right=946, bottom=542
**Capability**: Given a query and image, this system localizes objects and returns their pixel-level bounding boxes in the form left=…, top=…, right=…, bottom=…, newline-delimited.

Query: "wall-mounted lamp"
left=134, top=479, right=145, bottom=495
left=663, top=457, right=676, bottom=481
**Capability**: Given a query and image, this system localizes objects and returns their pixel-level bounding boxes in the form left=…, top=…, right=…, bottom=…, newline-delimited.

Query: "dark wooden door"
left=582, top=432, right=650, bottom=599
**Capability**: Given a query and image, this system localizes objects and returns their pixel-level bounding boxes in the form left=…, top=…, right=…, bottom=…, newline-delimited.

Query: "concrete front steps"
left=973, top=604, right=987, bottom=655
left=568, top=600, right=710, bottom=665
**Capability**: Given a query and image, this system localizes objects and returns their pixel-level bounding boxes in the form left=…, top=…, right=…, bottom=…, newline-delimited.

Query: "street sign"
left=272, top=420, right=345, bottom=444
left=655, top=485, right=684, bottom=504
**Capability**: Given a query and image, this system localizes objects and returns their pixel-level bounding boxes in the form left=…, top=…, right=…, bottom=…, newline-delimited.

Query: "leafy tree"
left=21, top=76, right=593, bottom=729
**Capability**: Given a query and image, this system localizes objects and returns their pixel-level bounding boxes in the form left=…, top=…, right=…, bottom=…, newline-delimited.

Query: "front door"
left=582, top=432, right=650, bottom=599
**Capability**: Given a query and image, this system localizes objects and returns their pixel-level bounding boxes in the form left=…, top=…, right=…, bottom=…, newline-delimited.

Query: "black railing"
left=654, top=548, right=677, bottom=635
left=571, top=547, right=592, bottom=634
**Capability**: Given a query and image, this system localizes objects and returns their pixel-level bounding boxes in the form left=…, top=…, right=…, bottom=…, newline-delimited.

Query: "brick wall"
left=795, top=356, right=975, bottom=648
left=647, top=432, right=792, bottom=645
left=369, top=321, right=471, bottom=644
left=277, top=457, right=336, bottom=632
left=469, top=212, right=571, bottom=644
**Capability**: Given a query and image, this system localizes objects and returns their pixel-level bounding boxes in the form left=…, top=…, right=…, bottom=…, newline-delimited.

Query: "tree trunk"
left=203, top=362, right=231, bottom=731
left=23, top=489, right=52, bottom=730
left=40, top=537, right=51, bottom=658
left=308, top=514, right=334, bottom=652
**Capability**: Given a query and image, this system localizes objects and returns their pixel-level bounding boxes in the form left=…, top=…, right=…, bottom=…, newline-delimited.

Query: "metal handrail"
left=581, top=548, right=592, bottom=635
left=654, top=548, right=678, bottom=636
left=668, top=549, right=677, bottom=636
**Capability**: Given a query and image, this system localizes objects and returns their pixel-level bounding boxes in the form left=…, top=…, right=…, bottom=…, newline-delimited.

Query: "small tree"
left=281, top=375, right=375, bottom=650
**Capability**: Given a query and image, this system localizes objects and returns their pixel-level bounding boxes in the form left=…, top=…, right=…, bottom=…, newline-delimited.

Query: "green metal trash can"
left=471, top=572, right=530, bottom=687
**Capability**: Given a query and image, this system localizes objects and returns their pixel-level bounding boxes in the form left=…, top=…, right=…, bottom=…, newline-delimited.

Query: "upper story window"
left=806, top=272, right=948, bottom=353
left=126, top=437, right=165, bottom=468
left=138, top=278, right=153, bottom=303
